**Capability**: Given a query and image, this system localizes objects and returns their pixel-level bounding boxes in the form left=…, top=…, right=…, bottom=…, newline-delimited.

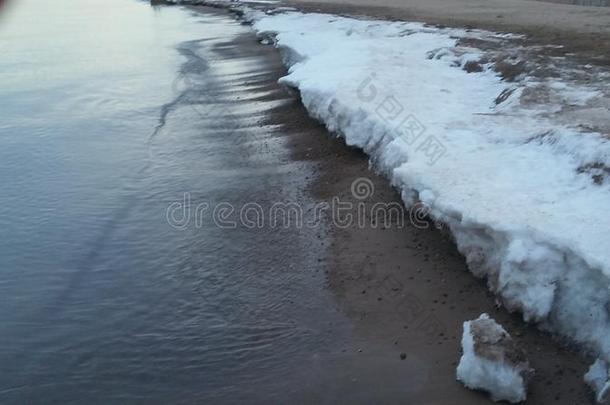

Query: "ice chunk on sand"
left=585, top=359, right=610, bottom=403
left=456, top=313, right=534, bottom=403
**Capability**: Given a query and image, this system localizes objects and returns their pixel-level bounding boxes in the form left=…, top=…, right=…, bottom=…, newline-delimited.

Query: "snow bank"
left=457, top=314, right=533, bottom=403
left=243, top=10, right=610, bottom=362
left=585, top=359, right=610, bottom=403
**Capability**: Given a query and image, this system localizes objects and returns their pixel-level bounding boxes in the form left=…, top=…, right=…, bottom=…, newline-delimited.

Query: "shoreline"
left=186, top=4, right=597, bottom=403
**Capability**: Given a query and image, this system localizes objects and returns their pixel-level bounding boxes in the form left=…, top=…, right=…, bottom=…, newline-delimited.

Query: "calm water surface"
left=0, top=1, right=350, bottom=402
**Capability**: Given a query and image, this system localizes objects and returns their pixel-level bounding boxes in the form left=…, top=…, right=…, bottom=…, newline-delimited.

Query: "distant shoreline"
left=284, top=0, right=610, bottom=65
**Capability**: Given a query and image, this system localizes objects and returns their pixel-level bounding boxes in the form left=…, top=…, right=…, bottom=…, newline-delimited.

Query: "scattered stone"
left=584, top=359, right=610, bottom=403
left=456, top=313, right=534, bottom=403
left=400, top=353, right=407, bottom=360
left=464, top=60, right=484, bottom=73
left=494, top=60, right=526, bottom=82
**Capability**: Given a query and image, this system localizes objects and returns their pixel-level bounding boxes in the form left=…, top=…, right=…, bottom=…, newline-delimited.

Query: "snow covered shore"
left=239, top=9, right=610, bottom=363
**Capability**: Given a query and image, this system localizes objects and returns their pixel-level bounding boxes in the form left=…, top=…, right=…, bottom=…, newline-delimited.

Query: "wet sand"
left=187, top=4, right=594, bottom=403
left=284, top=0, right=610, bottom=65
left=312, top=157, right=592, bottom=403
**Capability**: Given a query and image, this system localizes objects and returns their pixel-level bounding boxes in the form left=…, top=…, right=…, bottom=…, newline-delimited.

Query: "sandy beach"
left=188, top=3, right=600, bottom=402
left=2, top=0, right=606, bottom=401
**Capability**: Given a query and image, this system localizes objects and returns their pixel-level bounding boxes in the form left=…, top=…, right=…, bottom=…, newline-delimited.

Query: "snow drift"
left=242, top=9, right=610, bottom=362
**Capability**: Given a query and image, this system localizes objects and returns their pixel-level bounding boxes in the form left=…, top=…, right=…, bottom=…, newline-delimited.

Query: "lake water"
left=0, top=1, right=351, bottom=402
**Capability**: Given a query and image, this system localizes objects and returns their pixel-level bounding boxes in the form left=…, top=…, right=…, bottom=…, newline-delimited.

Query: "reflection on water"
left=0, top=1, right=349, bottom=402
